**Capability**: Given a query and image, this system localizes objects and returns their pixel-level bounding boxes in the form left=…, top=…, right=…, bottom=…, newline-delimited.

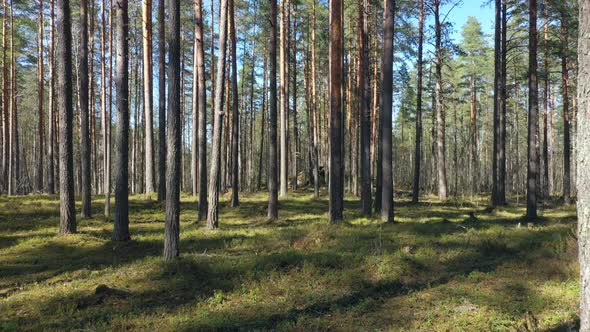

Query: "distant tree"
left=113, top=0, right=130, bottom=241
left=56, top=0, right=76, bottom=234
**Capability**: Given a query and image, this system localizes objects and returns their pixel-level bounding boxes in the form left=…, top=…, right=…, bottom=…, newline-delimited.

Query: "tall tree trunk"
left=412, top=0, right=424, bottom=203
left=206, top=0, right=229, bottom=228
left=157, top=0, right=166, bottom=201
left=577, top=2, right=590, bottom=329
left=310, top=0, right=319, bottom=197
left=195, top=0, right=207, bottom=220
left=229, top=0, right=239, bottom=207
left=56, top=0, right=76, bottom=233
left=542, top=1, right=550, bottom=199
left=113, top=0, right=130, bottom=241
left=492, top=0, right=500, bottom=205
left=164, top=0, right=182, bottom=258
left=47, top=0, right=56, bottom=194
left=143, top=0, right=154, bottom=195
left=1, top=0, right=8, bottom=193
left=434, top=0, right=447, bottom=200
left=268, top=0, right=278, bottom=219
left=469, top=75, right=478, bottom=196
left=359, top=0, right=372, bottom=215
left=498, top=0, right=507, bottom=204
left=527, top=0, right=539, bottom=219
left=80, top=0, right=92, bottom=218
left=561, top=9, right=571, bottom=204
left=279, top=0, right=289, bottom=197
left=257, top=41, right=267, bottom=191
left=329, top=0, right=343, bottom=224
left=381, top=0, right=395, bottom=222
left=291, top=4, right=298, bottom=191
left=37, top=0, right=45, bottom=192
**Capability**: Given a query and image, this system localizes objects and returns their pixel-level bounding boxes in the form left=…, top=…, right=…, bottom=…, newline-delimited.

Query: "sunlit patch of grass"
left=0, top=191, right=580, bottom=330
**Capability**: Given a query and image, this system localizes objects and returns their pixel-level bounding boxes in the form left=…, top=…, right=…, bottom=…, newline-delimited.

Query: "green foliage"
left=0, top=192, right=580, bottom=330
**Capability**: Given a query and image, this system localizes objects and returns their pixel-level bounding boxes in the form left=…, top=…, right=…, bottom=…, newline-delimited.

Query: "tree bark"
left=112, top=0, right=130, bottom=241
left=359, top=0, right=372, bottom=215
left=229, top=0, right=239, bottom=207
left=310, top=0, right=319, bottom=198
left=157, top=0, right=166, bottom=202
left=561, top=8, right=571, bottom=204
left=143, top=0, right=154, bottom=195
left=194, top=0, right=207, bottom=220
left=47, top=0, right=56, bottom=194
left=268, top=0, right=278, bottom=219
left=37, top=0, right=45, bottom=193
left=1, top=0, right=8, bottom=193
left=56, top=0, right=76, bottom=233
left=80, top=0, right=92, bottom=218
left=164, top=0, right=182, bottom=258
left=434, top=0, right=447, bottom=200
left=577, top=2, right=590, bottom=329
left=279, top=0, right=289, bottom=197
left=412, top=0, right=424, bottom=203
left=526, top=0, right=539, bottom=219
left=381, top=0, right=395, bottom=222
left=329, top=0, right=344, bottom=224
left=206, top=0, right=229, bottom=228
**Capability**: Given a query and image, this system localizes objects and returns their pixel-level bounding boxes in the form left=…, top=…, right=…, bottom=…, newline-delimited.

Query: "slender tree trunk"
left=80, top=0, right=92, bottom=218
left=164, top=0, right=182, bottom=259
left=412, top=0, right=424, bottom=203
left=257, top=42, right=267, bottom=191
left=229, top=0, right=239, bottom=207
left=498, top=0, right=507, bottom=204
left=157, top=0, right=166, bottom=201
left=434, top=0, right=447, bottom=200
left=279, top=0, right=289, bottom=197
left=561, top=9, right=571, bottom=204
left=268, top=0, right=278, bottom=219
left=206, top=0, right=229, bottom=228
left=329, top=0, right=343, bottom=223
left=381, top=0, right=395, bottom=222
left=47, top=0, right=56, bottom=194
left=577, top=2, right=590, bottom=328
left=527, top=0, right=539, bottom=219
left=112, top=0, right=130, bottom=241
left=359, top=0, right=372, bottom=215
left=542, top=1, right=550, bottom=199
left=1, top=0, right=8, bottom=193
left=143, top=0, right=154, bottom=195
left=291, top=5, right=298, bottom=191
left=56, top=0, right=76, bottom=233
left=310, top=0, right=319, bottom=197
left=37, top=0, right=45, bottom=192
left=195, top=0, right=207, bottom=220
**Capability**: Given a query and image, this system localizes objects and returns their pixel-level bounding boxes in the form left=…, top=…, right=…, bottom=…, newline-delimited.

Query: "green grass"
left=0, top=191, right=580, bottom=331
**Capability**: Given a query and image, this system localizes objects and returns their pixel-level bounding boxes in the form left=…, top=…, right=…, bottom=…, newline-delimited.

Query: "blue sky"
left=443, top=0, right=495, bottom=40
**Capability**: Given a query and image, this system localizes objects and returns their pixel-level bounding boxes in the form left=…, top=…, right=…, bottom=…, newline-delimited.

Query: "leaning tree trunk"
left=577, top=2, right=590, bottom=329
left=206, top=0, right=229, bottom=229
left=56, top=0, right=76, bottom=234
left=328, top=0, right=344, bottom=224
left=80, top=0, right=92, bottom=218
left=526, top=0, right=539, bottom=219
left=381, top=0, right=395, bottom=222
left=164, top=0, right=182, bottom=259
left=113, top=0, right=130, bottom=241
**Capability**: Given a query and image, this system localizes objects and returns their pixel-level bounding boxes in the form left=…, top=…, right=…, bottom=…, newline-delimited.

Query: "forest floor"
left=0, top=191, right=580, bottom=331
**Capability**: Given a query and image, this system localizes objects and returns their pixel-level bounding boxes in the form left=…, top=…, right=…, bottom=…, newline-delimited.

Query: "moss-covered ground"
left=0, top=191, right=580, bottom=331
